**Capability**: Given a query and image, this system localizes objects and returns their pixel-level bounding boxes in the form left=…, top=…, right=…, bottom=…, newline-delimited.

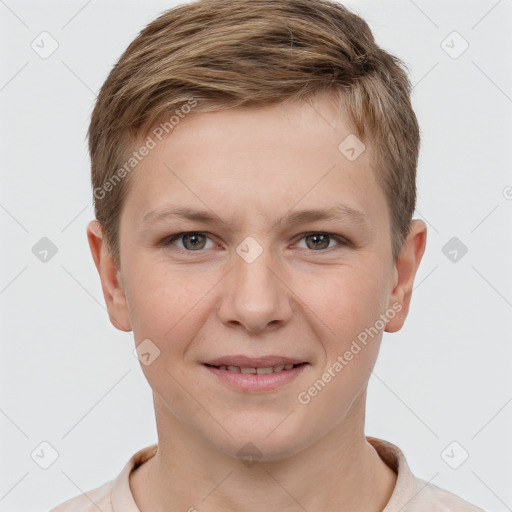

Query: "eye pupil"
left=184, top=233, right=206, bottom=250
left=306, top=234, right=330, bottom=250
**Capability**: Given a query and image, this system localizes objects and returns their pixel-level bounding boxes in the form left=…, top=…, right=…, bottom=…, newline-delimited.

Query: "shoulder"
left=409, top=476, right=486, bottom=511
left=366, top=437, right=486, bottom=512
left=48, top=444, right=158, bottom=512
left=49, top=479, right=114, bottom=512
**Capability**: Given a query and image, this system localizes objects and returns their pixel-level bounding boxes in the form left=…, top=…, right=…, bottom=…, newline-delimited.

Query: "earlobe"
left=86, top=220, right=132, bottom=332
left=385, top=220, right=427, bottom=333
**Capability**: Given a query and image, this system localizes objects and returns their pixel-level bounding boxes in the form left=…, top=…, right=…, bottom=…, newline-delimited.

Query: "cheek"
left=294, top=265, right=386, bottom=425
left=126, top=256, right=207, bottom=335
left=295, top=257, right=388, bottom=346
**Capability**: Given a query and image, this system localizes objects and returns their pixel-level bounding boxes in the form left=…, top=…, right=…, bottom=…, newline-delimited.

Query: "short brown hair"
left=88, top=0, right=420, bottom=268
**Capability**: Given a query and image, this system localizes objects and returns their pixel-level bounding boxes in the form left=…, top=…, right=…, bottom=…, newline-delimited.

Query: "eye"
left=295, top=232, right=347, bottom=251
left=160, top=231, right=349, bottom=253
left=164, top=232, right=216, bottom=251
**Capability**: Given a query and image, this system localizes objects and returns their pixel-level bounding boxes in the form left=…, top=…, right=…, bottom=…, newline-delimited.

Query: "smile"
left=205, top=363, right=303, bottom=374
left=203, top=362, right=309, bottom=393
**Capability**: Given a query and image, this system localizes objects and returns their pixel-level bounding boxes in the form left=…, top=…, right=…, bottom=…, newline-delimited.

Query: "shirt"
left=50, top=436, right=485, bottom=511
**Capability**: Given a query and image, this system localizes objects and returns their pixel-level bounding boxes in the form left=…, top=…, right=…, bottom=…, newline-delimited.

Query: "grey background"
left=0, top=0, right=511, bottom=511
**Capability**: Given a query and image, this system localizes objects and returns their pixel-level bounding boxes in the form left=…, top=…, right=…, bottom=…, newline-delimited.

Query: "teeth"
left=214, top=363, right=301, bottom=373
left=256, top=367, right=273, bottom=374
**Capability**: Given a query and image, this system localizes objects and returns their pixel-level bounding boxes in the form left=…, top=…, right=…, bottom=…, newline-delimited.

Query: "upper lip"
left=204, top=355, right=308, bottom=368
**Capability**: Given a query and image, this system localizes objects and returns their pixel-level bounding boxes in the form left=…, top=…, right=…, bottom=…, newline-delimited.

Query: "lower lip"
left=203, top=363, right=309, bottom=393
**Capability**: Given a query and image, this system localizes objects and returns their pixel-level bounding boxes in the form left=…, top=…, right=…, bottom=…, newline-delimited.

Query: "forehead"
left=120, top=95, right=388, bottom=233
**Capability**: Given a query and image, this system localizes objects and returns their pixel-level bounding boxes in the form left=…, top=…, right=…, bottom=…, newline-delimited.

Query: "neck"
left=130, top=391, right=397, bottom=512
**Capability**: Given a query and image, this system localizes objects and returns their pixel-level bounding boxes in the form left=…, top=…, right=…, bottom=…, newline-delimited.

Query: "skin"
left=87, top=91, right=427, bottom=512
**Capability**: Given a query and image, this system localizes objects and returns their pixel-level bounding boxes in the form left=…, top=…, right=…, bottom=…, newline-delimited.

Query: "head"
left=87, top=0, right=426, bottom=461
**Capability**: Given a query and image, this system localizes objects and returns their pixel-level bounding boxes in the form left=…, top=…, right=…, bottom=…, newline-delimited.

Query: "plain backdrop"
left=0, top=1, right=511, bottom=511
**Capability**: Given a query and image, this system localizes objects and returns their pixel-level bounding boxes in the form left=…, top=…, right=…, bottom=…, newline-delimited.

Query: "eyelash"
left=160, top=231, right=350, bottom=254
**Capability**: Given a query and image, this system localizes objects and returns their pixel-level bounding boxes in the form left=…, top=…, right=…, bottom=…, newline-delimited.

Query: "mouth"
left=204, top=362, right=307, bottom=374
left=202, top=357, right=310, bottom=393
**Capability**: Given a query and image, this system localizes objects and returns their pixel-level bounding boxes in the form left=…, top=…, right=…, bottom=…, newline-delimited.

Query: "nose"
left=216, top=240, right=294, bottom=333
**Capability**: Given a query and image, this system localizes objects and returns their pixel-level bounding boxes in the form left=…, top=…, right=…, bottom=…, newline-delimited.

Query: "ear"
left=86, top=220, right=132, bottom=332
left=385, top=219, right=427, bottom=333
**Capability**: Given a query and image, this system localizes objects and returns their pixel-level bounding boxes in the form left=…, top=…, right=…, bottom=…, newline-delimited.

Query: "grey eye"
left=296, top=233, right=342, bottom=251
left=169, top=232, right=215, bottom=251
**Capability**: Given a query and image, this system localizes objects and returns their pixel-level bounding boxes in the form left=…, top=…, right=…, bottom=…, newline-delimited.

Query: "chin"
left=207, top=417, right=313, bottom=463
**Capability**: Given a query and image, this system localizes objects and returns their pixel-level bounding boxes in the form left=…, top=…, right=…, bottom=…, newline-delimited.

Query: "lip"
left=203, top=362, right=310, bottom=393
left=203, top=355, right=308, bottom=367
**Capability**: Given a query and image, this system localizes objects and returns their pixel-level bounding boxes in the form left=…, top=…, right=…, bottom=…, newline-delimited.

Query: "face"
left=88, top=93, right=426, bottom=461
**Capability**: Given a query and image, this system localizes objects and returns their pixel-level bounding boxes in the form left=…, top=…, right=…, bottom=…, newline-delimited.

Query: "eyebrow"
left=141, top=203, right=372, bottom=232
left=141, top=204, right=372, bottom=234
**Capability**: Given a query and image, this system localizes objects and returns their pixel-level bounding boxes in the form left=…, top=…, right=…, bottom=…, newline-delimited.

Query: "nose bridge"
left=217, top=235, right=291, bottom=331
